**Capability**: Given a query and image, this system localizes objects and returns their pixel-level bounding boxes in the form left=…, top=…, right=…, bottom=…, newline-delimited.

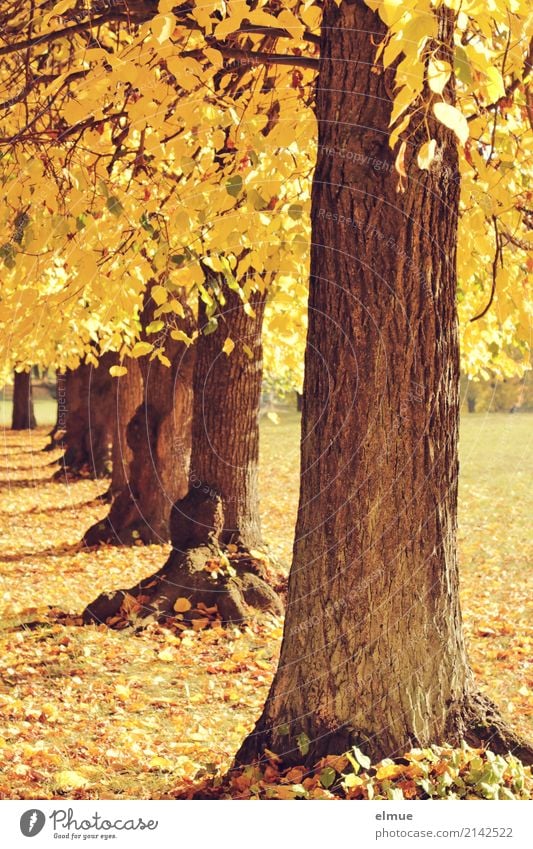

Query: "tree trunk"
left=54, top=355, right=114, bottom=480
left=82, top=290, right=194, bottom=546
left=83, top=284, right=282, bottom=626
left=11, top=370, right=36, bottom=430
left=111, top=358, right=143, bottom=494
left=237, top=0, right=532, bottom=767
left=182, top=286, right=266, bottom=550
left=95, top=360, right=144, bottom=504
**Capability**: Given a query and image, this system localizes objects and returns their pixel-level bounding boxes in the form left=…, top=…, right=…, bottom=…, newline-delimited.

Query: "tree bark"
left=182, top=285, right=266, bottom=550
left=111, top=358, right=143, bottom=494
left=94, top=359, right=144, bottom=504
left=83, top=284, right=282, bottom=625
left=11, top=370, right=36, bottom=430
left=54, top=355, right=114, bottom=479
left=82, top=289, right=194, bottom=546
left=237, top=0, right=532, bottom=767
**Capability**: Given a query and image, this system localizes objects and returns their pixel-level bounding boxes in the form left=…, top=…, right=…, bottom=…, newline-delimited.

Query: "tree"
left=109, top=359, right=144, bottom=499
left=55, top=356, right=114, bottom=480
left=83, top=281, right=283, bottom=625
left=11, top=369, right=36, bottom=430
left=83, top=288, right=195, bottom=545
left=238, top=0, right=533, bottom=767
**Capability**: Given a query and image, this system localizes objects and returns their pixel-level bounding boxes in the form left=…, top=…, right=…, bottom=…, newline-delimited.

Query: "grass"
left=0, top=398, right=57, bottom=427
left=0, top=410, right=530, bottom=798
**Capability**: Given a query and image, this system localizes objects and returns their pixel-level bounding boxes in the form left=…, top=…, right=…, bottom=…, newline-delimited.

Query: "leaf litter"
left=0, top=414, right=531, bottom=798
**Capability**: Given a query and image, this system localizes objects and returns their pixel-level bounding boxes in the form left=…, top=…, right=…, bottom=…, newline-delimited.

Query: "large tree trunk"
left=11, top=370, right=36, bottom=430
left=83, top=284, right=282, bottom=626
left=110, top=359, right=143, bottom=495
left=183, top=286, right=266, bottom=550
left=54, top=355, right=114, bottom=480
left=237, top=0, right=532, bottom=767
left=82, top=289, right=194, bottom=546
left=94, top=360, right=144, bottom=504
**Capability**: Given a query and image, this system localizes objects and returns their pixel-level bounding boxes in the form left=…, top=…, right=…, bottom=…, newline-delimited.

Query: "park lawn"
left=0, top=398, right=57, bottom=428
left=0, top=412, right=530, bottom=798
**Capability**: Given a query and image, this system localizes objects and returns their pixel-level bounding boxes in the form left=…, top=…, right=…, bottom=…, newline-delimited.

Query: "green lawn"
left=0, top=398, right=57, bottom=427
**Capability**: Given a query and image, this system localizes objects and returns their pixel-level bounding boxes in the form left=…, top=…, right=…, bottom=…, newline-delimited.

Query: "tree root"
left=235, top=690, right=533, bottom=768
left=447, top=690, right=533, bottom=766
left=82, top=489, right=165, bottom=547
left=83, top=544, right=283, bottom=628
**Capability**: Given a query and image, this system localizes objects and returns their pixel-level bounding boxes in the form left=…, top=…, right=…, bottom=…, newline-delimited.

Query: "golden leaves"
left=433, top=102, right=469, bottom=145
left=222, top=337, right=235, bottom=356
left=427, top=59, right=452, bottom=95
left=417, top=138, right=437, bottom=170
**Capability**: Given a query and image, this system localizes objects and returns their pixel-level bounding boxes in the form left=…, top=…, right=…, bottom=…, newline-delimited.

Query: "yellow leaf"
left=155, top=351, right=171, bottom=367
left=54, top=770, right=90, bottom=790
left=149, top=756, right=173, bottom=771
left=131, top=341, right=154, bottom=357
left=115, top=684, right=130, bottom=701
left=222, top=337, right=235, bottom=355
left=376, top=763, right=406, bottom=780
left=485, top=66, right=505, bottom=103
left=173, top=597, right=192, bottom=613
left=433, top=102, right=469, bottom=145
left=242, top=343, right=254, bottom=359
left=427, top=59, right=452, bottom=95
left=151, top=13, right=175, bottom=44
left=158, top=647, right=177, bottom=662
left=151, top=285, right=168, bottom=306
left=417, top=139, right=437, bottom=170
left=109, top=365, right=128, bottom=377
left=170, top=329, right=193, bottom=346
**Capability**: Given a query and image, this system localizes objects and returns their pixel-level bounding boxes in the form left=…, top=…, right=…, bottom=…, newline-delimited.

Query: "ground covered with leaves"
left=0, top=413, right=531, bottom=799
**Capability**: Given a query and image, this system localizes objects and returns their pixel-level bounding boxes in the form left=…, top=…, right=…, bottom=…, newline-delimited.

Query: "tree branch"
left=183, top=44, right=318, bottom=71
left=470, top=217, right=502, bottom=322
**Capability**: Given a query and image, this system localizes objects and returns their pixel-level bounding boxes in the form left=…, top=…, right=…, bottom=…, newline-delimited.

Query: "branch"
left=0, top=69, right=88, bottom=111
left=183, top=44, right=319, bottom=70
left=0, top=12, right=320, bottom=57
left=0, top=13, right=139, bottom=57
left=470, top=217, right=502, bottom=322
left=236, top=25, right=320, bottom=47
left=501, top=230, right=532, bottom=251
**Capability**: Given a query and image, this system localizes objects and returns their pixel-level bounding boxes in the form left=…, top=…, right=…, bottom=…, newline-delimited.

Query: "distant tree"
left=54, top=356, right=114, bottom=480
left=11, top=370, right=36, bottom=430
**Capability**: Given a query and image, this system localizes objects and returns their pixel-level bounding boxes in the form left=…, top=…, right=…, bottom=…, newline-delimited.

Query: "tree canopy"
left=0, top=0, right=530, bottom=382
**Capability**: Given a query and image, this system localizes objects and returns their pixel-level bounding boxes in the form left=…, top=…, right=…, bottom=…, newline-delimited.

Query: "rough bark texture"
left=237, top=0, right=532, bottom=767
left=182, top=286, right=266, bottom=550
left=54, top=356, right=114, bottom=480
left=83, top=285, right=283, bottom=625
left=111, top=359, right=143, bottom=494
left=11, top=370, right=36, bottom=430
left=83, top=289, right=194, bottom=546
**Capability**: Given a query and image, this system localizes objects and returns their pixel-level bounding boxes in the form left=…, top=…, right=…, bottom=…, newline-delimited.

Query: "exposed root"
left=449, top=691, right=533, bottom=766
left=83, top=543, right=283, bottom=628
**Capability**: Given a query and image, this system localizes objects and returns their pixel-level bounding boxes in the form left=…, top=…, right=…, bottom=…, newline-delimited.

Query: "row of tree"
left=1, top=0, right=531, bottom=769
